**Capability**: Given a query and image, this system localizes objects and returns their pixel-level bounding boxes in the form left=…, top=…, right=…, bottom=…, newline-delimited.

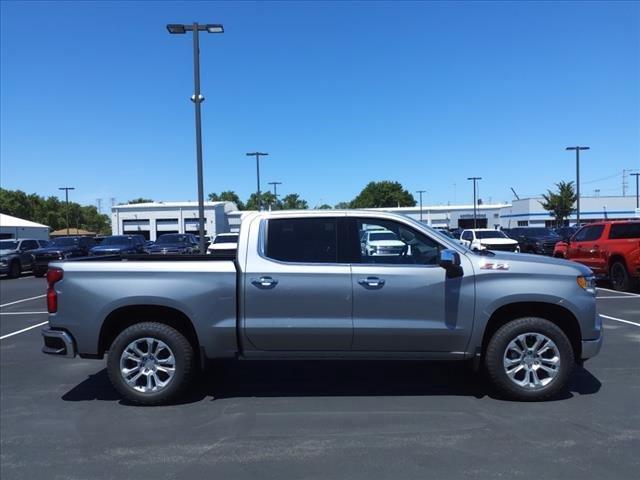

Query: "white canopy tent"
left=0, top=213, right=50, bottom=240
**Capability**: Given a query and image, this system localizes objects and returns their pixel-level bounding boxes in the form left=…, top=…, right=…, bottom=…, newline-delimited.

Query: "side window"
left=574, top=226, right=604, bottom=242
left=609, top=223, right=640, bottom=239
left=21, top=240, right=39, bottom=250
left=355, top=218, right=441, bottom=265
left=266, top=218, right=337, bottom=263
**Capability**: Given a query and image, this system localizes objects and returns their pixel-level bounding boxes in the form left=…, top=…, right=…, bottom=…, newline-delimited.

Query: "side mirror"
left=438, top=249, right=463, bottom=278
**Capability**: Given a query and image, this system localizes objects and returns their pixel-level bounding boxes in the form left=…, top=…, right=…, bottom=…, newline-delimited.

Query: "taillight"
left=46, top=267, right=63, bottom=313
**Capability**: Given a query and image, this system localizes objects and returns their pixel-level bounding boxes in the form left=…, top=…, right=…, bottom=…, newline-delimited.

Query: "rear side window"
left=461, top=231, right=473, bottom=241
left=266, top=218, right=337, bottom=263
left=609, top=223, right=640, bottom=239
left=21, top=240, right=39, bottom=250
left=574, top=225, right=604, bottom=242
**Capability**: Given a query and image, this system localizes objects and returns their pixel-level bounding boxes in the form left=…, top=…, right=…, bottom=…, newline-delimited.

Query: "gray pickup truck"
left=42, top=210, right=603, bottom=405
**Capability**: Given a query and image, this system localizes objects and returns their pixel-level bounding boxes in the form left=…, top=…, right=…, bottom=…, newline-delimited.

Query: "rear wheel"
left=8, top=260, right=21, bottom=279
left=107, top=322, right=195, bottom=405
left=610, top=261, right=630, bottom=292
left=485, top=317, right=574, bottom=401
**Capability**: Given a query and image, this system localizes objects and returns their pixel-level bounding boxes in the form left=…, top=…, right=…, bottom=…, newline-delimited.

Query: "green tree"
left=316, top=204, right=332, bottom=210
left=245, top=191, right=278, bottom=210
left=281, top=193, right=308, bottom=210
left=208, top=191, right=245, bottom=210
left=126, top=198, right=154, bottom=204
left=350, top=181, right=416, bottom=208
left=540, top=181, right=577, bottom=227
left=334, top=201, right=351, bottom=209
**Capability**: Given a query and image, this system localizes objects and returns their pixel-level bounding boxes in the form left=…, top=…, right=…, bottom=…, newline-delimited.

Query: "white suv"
left=207, top=233, right=239, bottom=255
left=360, top=229, right=408, bottom=256
left=459, top=229, right=519, bottom=253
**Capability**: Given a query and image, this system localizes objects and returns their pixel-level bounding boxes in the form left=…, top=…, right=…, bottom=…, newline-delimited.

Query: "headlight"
left=577, top=275, right=596, bottom=295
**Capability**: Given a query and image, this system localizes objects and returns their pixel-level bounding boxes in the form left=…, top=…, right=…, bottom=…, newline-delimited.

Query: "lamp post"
left=565, top=146, right=589, bottom=226
left=467, top=177, right=482, bottom=228
left=416, top=190, right=426, bottom=222
left=167, top=22, right=224, bottom=254
left=268, top=181, right=282, bottom=210
left=246, top=152, right=269, bottom=211
left=58, top=187, right=75, bottom=236
left=631, top=173, right=640, bottom=209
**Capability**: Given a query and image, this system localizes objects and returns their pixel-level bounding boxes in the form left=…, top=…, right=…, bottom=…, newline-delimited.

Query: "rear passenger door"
left=243, top=216, right=354, bottom=351
left=19, top=240, right=39, bottom=268
left=571, top=225, right=605, bottom=271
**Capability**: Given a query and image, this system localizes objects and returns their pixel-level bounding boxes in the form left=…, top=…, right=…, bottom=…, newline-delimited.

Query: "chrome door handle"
left=251, top=276, right=278, bottom=289
left=358, top=277, right=385, bottom=288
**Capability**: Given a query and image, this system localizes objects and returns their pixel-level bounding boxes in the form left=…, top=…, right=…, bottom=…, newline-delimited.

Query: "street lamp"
left=246, top=152, right=269, bottom=211
left=467, top=177, right=482, bottom=228
left=167, top=22, right=224, bottom=254
left=58, top=187, right=75, bottom=236
left=566, top=146, right=589, bottom=226
left=268, top=181, right=282, bottom=210
left=631, top=173, right=640, bottom=209
left=416, top=190, right=427, bottom=222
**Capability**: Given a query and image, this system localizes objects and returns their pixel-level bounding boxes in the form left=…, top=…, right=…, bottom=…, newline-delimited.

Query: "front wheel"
left=107, top=322, right=195, bottom=405
left=485, top=317, right=574, bottom=401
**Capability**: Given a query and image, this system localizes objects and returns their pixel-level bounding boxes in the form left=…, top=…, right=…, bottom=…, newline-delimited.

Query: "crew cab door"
left=349, top=217, right=475, bottom=352
left=569, top=225, right=605, bottom=271
left=242, top=216, right=353, bottom=351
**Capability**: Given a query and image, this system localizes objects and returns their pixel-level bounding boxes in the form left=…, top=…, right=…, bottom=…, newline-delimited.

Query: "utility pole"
left=96, top=198, right=102, bottom=214
left=631, top=173, right=640, bottom=208
left=467, top=177, right=482, bottom=228
left=566, top=146, right=590, bottom=226
left=416, top=190, right=426, bottom=222
left=246, top=152, right=269, bottom=211
left=167, top=22, right=224, bottom=254
left=58, top=187, right=75, bottom=236
left=268, top=181, right=282, bottom=209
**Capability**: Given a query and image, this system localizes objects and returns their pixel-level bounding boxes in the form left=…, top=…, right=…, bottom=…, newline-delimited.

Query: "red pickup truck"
left=553, top=220, right=640, bottom=291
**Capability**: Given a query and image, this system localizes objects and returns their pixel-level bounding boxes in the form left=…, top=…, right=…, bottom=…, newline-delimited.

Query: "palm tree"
left=540, top=181, right=577, bottom=227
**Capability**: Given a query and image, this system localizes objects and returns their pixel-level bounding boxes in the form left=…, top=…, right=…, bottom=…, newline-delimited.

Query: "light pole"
left=268, top=181, right=282, bottom=209
left=167, top=22, right=224, bottom=254
left=416, top=190, right=426, bottom=222
left=565, top=146, right=589, bottom=226
left=631, top=173, right=640, bottom=209
left=58, top=187, right=75, bottom=236
left=467, top=177, right=482, bottom=228
left=246, top=152, right=269, bottom=210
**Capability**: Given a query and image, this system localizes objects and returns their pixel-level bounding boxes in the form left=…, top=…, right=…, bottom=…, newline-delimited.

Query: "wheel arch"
left=481, top=302, right=582, bottom=361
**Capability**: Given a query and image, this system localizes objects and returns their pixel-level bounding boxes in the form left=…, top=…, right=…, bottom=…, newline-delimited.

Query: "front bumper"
left=41, top=327, right=76, bottom=358
left=581, top=321, right=603, bottom=360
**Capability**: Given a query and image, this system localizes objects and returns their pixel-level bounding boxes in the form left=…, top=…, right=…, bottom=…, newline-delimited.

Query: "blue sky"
left=1, top=1, right=638, bottom=210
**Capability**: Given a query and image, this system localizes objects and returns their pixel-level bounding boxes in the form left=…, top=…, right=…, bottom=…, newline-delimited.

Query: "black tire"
left=609, top=261, right=630, bottom=292
left=8, top=260, right=21, bottom=279
left=107, top=322, right=195, bottom=405
left=485, top=317, right=574, bottom=401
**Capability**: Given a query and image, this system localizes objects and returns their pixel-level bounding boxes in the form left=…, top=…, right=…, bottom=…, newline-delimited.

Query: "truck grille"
left=485, top=244, right=518, bottom=252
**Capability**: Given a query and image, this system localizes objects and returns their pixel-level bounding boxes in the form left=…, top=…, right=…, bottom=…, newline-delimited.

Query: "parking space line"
left=597, top=288, right=639, bottom=297
left=0, top=312, right=48, bottom=315
left=0, top=295, right=46, bottom=308
left=601, top=314, right=640, bottom=327
left=597, top=296, right=640, bottom=300
left=0, top=321, right=48, bottom=340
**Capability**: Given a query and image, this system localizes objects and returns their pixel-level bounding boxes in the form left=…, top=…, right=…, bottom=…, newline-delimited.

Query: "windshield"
left=476, top=231, right=508, bottom=239
left=369, top=232, right=398, bottom=241
left=214, top=235, right=238, bottom=244
left=102, top=236, right=133, bottom=246
left=0, top=241, right=18, bottom=250
left=50, top=238, right=79, bottom=246
left=157, top=234, right=189, bottom=244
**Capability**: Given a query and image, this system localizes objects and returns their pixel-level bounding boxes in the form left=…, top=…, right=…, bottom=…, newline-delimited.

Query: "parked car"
left=0, top=239, right=48, bottom=278
left=360, top=229, right=407, bottom=256
left=554, top=220, right=640, bottom=291
left=89, top=235, right=146, bottom=256
left=146, top=233, right=200, bottom=255
left=42, top=210, right=602, bottom=405
left=32, top=237, right=96, bottom=277
left=554, top=226, right=578, bottom=241
left=506, top=228, right=561, bottom=255
left=207, top=233, right=239, bottom=256
left=459, top=229, right=520, bottom=252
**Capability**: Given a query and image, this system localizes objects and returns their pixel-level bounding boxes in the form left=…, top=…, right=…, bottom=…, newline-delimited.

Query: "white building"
left=0, top=213, right=50, bottom=240
left=499, top=196, right=639, bottom=228
left=111, top=201, right=237, bottom=241
left=367, top=204, right=508, bottom=229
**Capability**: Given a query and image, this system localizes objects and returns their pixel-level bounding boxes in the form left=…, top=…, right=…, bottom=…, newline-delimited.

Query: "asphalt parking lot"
left=1, top=275, right=638, bottom=480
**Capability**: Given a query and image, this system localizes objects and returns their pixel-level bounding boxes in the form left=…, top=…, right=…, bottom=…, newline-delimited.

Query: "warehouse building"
left=0, top=213, right=50, bottom=240
left=111, top=201, right=238, bottom=241
left=368, top=204, right=508, bottom=229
